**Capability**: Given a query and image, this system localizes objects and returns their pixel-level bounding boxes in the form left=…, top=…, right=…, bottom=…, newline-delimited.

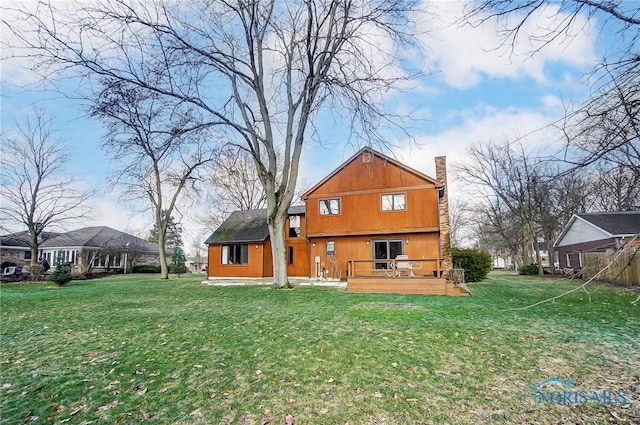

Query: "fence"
left=581, top=250, right=640, bottom=286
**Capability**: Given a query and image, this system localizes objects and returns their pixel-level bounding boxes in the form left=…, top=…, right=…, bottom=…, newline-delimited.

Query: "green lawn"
left=1, top=272, right=638, bottom=424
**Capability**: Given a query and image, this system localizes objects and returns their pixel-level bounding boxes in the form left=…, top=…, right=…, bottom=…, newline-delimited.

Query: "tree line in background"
left=452, top=139, right=639, bottom=274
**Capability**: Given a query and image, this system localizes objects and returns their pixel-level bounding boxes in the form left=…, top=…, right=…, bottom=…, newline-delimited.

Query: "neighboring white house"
left=554, top=211, right=640, bottom=271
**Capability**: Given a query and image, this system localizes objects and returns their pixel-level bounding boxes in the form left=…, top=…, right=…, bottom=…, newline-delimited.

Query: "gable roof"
left=554, top=211, right=640, bottom=248
left=300, top=146, right=442, bottom=200
left=205, top=205, right=306, bottom=245
left=577, top=212, right=640, bottom=235
left=0, top=231, right=60, bottom=248
left=40, top=226, right=160, bottom=253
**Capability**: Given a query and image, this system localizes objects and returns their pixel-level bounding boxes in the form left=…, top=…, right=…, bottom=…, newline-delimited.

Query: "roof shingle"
left=578, top=211, right=640, bottom=236
left=205, top=206, right=306, bottom=245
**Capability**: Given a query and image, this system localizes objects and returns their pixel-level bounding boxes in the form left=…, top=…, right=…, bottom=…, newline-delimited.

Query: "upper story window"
left=289, top=215, right=301, bottom=237
left=319, top=198, right=340, bottom=215
left=381, top=193, right=406, bottom=211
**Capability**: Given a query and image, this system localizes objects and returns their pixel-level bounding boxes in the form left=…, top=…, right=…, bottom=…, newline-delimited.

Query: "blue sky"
left=0, top=1, right=615, bottom=250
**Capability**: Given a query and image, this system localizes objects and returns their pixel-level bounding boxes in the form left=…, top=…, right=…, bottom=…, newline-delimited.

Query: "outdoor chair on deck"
left=394, top=255, right=414, bottom=277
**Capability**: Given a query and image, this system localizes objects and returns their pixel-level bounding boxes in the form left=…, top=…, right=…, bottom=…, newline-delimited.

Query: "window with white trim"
left=319, top=199, right=340, bottom=215
left=381, top=193, right=406, bottom=211
left=289, top=215, right=301, bottom=237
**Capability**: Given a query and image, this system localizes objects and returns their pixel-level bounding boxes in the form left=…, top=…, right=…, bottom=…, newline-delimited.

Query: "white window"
left=326, top=241, right=335, bottom=256
left=110, top=254, right=122, bottom=268
left=566, top=253, right=571, bottom=268
left=382, top=193, right=406, bottom=211
left=289, top=215, right=301, bottom=237
left=319, top=199, right=340, bottom=215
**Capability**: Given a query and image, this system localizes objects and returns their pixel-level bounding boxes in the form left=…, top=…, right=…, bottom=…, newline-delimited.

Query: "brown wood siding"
left=208, top=243, right=266, bottom=278
left=262, top=240, right=273, bottom=277
left=308, top=233, right=440, bottom=280
left=309, top=154, right=434, bottom=194
left=347, top=277, right=468, bottom=296
left=286, top=238, right=310, bottom=276
left=207, top=213, right=309, bottom=279
left=305, top=154, right=439, bottom=237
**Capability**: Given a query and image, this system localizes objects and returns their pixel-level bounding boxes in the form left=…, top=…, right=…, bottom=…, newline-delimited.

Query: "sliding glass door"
left=373, top=240, right=403, bottom=269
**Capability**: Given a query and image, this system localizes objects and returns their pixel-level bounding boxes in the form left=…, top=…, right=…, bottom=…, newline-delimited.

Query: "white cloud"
left=419, top=0, right=598, bottom=89
left=393, top=101, right=566, bottom=200
left=77, top=199, right=151, bottom=238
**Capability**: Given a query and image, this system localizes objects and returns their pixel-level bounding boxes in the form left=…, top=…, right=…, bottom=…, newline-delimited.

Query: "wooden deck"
left=346, top=258, right=468, bottom=296
left=347, top=276, right=468, bottom=296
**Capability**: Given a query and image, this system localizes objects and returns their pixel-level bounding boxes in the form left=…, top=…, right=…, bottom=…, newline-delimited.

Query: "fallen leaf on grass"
left=285, top=414, right=295, bottom=425
left=97, top=401, right=120, bottom=412
left=159, top=388, right=168, bottom=393
left=190, top=408, right=203, bottom=418
left=318, top=408, right=329, bottom=415
left=69, top=406, right=85, bottom=416
left=136, top=387, right=148, bottom=396
left=50, top=405, right=65, bottom=413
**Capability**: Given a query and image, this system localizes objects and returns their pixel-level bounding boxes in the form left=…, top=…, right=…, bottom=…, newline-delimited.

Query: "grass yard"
left=1, top=272, right=639, bottom=424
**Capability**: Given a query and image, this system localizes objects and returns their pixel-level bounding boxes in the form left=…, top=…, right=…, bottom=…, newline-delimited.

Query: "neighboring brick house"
left=205, top=147, right=460, bottom=295
left=0, top=231, right=59, bottom=272
left=1, top=226, right=164, bottom=275
left=554, top=211, right=640, bottom=271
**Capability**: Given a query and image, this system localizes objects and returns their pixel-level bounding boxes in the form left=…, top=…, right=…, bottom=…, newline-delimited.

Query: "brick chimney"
left=435, top=156, right=452, bottom=273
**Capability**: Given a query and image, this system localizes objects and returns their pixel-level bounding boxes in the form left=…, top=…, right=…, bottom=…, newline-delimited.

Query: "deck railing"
left=347, top=258, right=443, bottom=278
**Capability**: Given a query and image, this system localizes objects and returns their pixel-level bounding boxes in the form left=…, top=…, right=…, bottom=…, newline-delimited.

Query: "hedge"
left=132, top=265, right=162, bottom=273
left=451, top=247, right=492, bottom=282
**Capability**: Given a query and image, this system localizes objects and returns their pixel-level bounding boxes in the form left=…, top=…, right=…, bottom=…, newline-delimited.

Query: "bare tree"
left=202, top=149, right=268, bottom=230
left=464, top=1, right=639, bottom=174
left=3, top=0, right=423, bottom=287
left=201, top=148, right=310, bottom=230
left=457, top=141, right=545, bottom=272
left=589, top=162, right=640, bottom=212
left=458, top=141, right=597, bottom=274
left=90, top=80, right=216, bottom=279
left=2, top=0, right=425, bottom=287
left=448, top=198, right=474, bottom=248
left=474, top=199, right=527, bottom=270
left=0, top=108, right=92, bottom=275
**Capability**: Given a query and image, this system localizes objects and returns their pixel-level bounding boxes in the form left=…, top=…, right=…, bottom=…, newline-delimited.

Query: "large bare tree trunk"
left=157, top=230, right=169, bottom=279
left=268, top=212, right=291, bottom=289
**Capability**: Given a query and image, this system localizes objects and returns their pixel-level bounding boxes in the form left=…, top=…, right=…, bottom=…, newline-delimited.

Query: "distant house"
left=1, top=231, right=59, bottom=270
left=554, top=211, right=640, bottom=271
left=205, top=147, right=465, bottom=295
left=1, top=226, right=164, bottom=275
